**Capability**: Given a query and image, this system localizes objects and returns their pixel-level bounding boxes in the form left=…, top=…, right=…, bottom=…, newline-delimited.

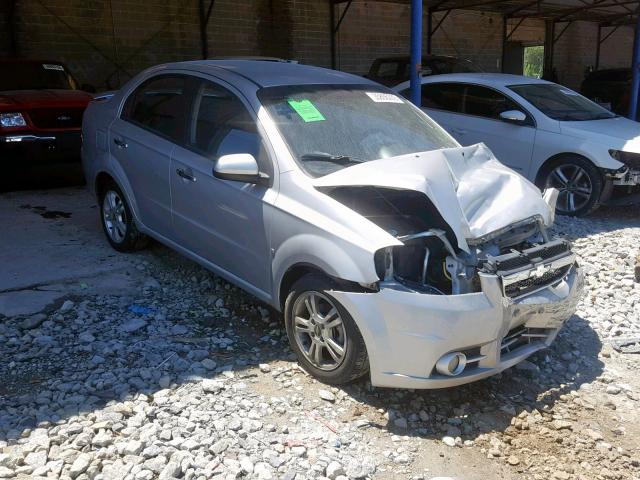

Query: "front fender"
left=272, top=233, right=380, bottom=303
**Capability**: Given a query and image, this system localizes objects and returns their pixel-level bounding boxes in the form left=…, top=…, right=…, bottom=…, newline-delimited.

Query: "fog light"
left=435, top=352, right=467, bottom=376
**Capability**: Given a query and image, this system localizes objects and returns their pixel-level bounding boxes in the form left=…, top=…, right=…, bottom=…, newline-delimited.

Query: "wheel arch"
left=534, top=152, right=601, bottom=187
left=93, top=168, right=142, bottom=226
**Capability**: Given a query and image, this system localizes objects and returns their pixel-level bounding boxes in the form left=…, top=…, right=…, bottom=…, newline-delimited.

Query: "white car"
left=394, top=73, right=640, bottom=216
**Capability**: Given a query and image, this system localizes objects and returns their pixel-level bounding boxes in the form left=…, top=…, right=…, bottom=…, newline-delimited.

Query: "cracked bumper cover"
left=330, top=263, right=583, bottom=389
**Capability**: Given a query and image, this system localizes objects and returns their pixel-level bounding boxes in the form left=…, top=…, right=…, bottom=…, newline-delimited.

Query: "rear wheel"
left=540, top=156, right=602, bottom=216
left=284, top=274, right=369, bottom=385
left=99, top=181, right=148, bottom=252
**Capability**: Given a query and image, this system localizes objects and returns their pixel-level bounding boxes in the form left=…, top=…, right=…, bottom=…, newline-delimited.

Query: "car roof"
left=164, top=60, right=378, bottom=88
left=419, top=72, right=553, bottom=87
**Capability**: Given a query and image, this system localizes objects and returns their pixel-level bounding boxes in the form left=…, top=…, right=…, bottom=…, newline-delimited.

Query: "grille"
left=504, top=264, right=571, bottom=298
left=28, top=108, right=84, bottom=129
left=484, top=239, right=571, bottom=276
left=501, top=326, right=551, bottom=353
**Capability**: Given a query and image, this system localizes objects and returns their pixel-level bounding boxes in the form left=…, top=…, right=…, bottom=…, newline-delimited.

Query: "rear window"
left=122, top=75, right=188, bottom=143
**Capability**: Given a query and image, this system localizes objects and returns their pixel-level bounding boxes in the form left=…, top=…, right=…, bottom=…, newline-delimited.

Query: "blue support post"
left=629, top=14, right=640, bottom=120
left=410, top=0, right=423, bottom=107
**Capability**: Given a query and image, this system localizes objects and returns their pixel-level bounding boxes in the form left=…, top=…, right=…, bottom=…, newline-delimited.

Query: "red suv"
left=0, top=59, right=93, bottom=170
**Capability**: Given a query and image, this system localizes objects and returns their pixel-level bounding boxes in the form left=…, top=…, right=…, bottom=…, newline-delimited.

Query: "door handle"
left=176, top=168, right=196, bottom=182
left=451, top=128, right=467, bottom=135
left=113, top=137, right=128, bottom=148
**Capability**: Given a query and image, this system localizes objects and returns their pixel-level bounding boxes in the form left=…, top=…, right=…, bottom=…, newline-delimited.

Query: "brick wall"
left=1, top=0, right=635, bottom=93
left=431, top=10, right=504, bottom=72
left=0, top=2, right=13, bottom=56
left=554, top=21, right=634, bottom=90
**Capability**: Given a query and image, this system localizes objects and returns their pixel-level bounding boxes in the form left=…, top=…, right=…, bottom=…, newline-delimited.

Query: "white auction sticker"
left=43, top=64, right=65, bottom=71
left=366, top=92, right=404, bottom=103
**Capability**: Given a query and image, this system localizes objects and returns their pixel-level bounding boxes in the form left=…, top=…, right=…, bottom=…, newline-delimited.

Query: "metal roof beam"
left=511, top=0, right=638, bottom=18
left=505, top=16, right=526, bottom=39
left=431, top=9, right=452, bottom=34
left=432, top=0, right=513, bottom=13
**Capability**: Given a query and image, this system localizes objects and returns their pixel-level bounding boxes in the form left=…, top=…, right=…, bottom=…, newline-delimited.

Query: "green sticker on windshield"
left=287, top=99, right=325, bottom=122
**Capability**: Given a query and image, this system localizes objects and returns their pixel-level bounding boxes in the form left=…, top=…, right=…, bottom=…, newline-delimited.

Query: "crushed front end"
left=315, top=145, right=584, bottom=388
left=330, top=212, right=583, bottom=389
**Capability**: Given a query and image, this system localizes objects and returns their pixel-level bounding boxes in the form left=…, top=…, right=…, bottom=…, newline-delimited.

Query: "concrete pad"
left=0, top=289, right=65, bottom=317
left=0, top=187, right=143, bottom=316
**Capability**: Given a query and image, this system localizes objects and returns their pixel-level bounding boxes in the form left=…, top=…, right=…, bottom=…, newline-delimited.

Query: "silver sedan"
left=82, top=60, right=583, bottom=389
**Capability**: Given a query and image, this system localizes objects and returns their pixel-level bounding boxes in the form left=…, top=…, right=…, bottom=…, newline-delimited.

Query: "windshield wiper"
left=299, top=152, right=364, bottom=165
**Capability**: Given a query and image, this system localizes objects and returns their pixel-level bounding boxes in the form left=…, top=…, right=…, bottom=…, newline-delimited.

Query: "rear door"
left=456, top=84, right=536, bottom=172
left=169, top=77, right=274, bottom=294
left=109, top=75, right=189, bottom=237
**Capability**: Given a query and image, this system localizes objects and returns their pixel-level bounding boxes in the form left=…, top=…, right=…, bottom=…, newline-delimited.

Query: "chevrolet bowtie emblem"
left=533, top=264, right=549, bottom=278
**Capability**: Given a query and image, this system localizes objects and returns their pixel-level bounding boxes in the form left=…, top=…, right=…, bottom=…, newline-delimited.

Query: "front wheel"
left=540, top=156, right=602, bottom=216
left=284, top=274, right=369, bottom=385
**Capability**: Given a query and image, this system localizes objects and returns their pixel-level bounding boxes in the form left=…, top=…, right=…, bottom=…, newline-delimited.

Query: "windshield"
left=0, top=62, right=77, bottom=91
left=258, top=85, right=457, bottom=177
left=508, top=83, right=616, bottom=121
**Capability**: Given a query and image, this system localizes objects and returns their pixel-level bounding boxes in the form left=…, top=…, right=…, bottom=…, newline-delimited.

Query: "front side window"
left=258, top=85, right=457, bottom=178
left=122, top=75, right=187, bottom=143
left=464, top=85, right=520, bottom=120
left=508, top=83, right=616, bottom=121
left=188, top=80, right=260, bottom=160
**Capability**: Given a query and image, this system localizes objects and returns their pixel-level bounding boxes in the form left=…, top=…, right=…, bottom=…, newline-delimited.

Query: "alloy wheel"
left=546, top=164, right=593, bottom=214
left=292, top=291, right=347, bottom=371
left=102, top=190, right=127, bottom=243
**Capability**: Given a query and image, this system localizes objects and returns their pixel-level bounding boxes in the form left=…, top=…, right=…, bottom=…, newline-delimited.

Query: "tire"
left=284, top=274, right=369, bottom=385
left=538, top=155, right=603, bottom=217
left=99, top=180, right=148, bottom=252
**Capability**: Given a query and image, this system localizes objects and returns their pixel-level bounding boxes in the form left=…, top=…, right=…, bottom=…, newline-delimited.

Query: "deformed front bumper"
left=330, top=263, right=583, bottom=389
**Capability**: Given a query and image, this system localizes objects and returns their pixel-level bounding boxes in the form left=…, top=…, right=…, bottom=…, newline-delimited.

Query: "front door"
left=109, top=74, right=189, bottom=237
left=455, top=84, right=536, bottom=173
left=170, top=78, right=274, bottom=295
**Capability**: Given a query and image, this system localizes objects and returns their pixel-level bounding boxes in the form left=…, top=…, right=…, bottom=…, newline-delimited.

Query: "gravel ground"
left=0, top=201, right=639, bottom=480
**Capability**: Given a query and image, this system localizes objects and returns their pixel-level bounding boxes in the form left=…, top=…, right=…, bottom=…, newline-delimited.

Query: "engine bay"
left=324, top=186, right=574, bottom=297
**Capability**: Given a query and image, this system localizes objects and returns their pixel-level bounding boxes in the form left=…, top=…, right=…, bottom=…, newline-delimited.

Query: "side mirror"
left=499, top=110, right=527, bottom=123
left=213, top=153, right=269, bottom=185
left=81, top=83, right=97, bottom=93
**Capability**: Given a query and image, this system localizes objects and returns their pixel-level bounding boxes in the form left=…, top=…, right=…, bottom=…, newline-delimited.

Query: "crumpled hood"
left=313, top=143, right=552, bottom=253
left=559, top=117, right=640, bottom=153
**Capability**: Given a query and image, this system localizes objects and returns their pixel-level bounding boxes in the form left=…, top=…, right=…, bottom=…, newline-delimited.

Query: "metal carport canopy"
left=330, top=0, right=640, bottom=118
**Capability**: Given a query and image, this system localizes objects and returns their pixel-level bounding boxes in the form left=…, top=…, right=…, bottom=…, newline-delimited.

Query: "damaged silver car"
left=82, top=60, right=583, bottom=388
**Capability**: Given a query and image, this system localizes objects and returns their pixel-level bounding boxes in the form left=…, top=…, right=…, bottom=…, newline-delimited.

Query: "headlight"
left=609, top=149, right=640, bottom=170
left=0, top=112, right=27, bottom=128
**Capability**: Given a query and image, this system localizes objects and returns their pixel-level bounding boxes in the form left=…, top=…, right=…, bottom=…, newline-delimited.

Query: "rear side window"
left=188, top=80, right=261, bottom=160
left=420, top=83, right=465, bottom=112
left=464, top=85, right=520, bottom=119
left=122, top=75, right=187, bottom=144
